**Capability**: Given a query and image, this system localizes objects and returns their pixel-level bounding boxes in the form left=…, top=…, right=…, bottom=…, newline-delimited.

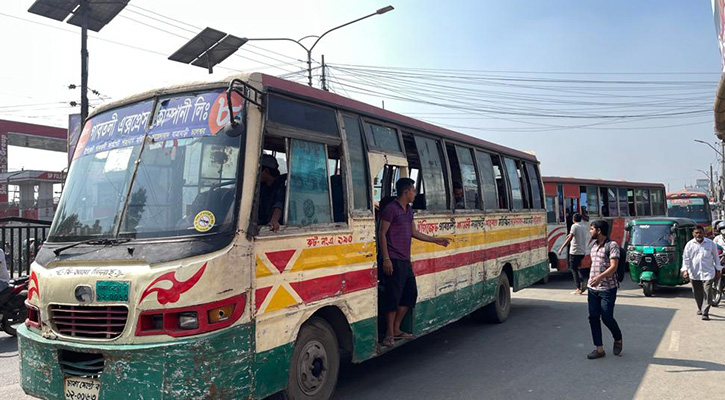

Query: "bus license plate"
left=64, top=376, right=100, bottom=400
left=96, top=281, right=129, bottom=302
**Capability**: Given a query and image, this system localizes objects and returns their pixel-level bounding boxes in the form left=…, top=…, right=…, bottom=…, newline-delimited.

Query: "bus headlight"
left=135, top=293, right=246, bottom=337
left=178, top=312, right=199, bottom=330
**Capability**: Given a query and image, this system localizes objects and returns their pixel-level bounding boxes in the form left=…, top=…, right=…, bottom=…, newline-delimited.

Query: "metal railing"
left=0, top=217, right=52, bottom=278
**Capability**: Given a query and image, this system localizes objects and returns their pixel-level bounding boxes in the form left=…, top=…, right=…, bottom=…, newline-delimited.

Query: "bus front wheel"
left=281, top=317, right=340, bottom=400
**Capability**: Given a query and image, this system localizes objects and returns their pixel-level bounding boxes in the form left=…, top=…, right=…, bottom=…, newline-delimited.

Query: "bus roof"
left=89, top=73, right=538, bottom=163
left=542, top=176, right=665, bottom=189
left=666, top=192, right=709, bottom=199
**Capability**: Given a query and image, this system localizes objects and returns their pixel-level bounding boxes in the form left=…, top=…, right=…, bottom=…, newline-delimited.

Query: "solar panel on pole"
left=169, top=27, right=246, bottom=73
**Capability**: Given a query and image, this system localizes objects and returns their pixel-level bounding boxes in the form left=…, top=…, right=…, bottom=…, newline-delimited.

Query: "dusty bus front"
left=18, top=78, right=263, bottom=400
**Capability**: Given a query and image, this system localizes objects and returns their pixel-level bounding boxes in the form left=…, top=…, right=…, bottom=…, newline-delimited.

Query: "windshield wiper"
left=644, top=233, right=670, bottom=247
left=54, top=238, right=132, bottom=256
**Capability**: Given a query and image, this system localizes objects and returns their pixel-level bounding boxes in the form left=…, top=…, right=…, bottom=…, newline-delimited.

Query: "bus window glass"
left=267, top=95, right=338, bottom=136
left=475, top=151, right=499, bottom=210
left=503, top=157, right=523, bottom=210
left=455, top=145, right=480, bottom=209
left=636, top=188, right=651, bottom=216
left=413, top=135, right=448, bottom=210
left=525, top=163, right=543, bottom=209
left=546, top=196, right=556, bottom=223
left=627, top=188, right=636, bottom=216
left=287, top=139, right=332, bottom=226
left=607, top=188, right=619, bottom=217
left=558, top=184, right=565, bottom=222
left=587, top=186, right=599, bottom=217
left=618, top=187, right=629, bottom=216
left=667, top=197, right=710, bottom=223
left=516, top=161, right=532, bottom=209
left=343, top=116, right=370, bottom=211
left=580, top=187, right=588, bottom=218
left=651, top=189, right=665, bottom=216
left=365, top=123, right=401, bottom=152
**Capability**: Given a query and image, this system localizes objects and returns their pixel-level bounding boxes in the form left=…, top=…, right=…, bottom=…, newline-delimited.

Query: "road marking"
left=668, top=330, right=680, bottom=352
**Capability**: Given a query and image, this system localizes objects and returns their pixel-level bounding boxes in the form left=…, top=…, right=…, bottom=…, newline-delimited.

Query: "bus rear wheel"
left=473, top=273, right=511, bottom=323
left=281, top=317, right=340, bottom=400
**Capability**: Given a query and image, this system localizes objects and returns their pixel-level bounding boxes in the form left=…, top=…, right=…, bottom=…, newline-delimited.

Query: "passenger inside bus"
left=258, top=154, right=287, bottom=232
left=453, top=182, right=465, bottom=209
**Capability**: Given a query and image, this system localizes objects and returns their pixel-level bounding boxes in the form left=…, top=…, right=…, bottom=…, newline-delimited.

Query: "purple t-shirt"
left=381, top=200, right=414, bottom=261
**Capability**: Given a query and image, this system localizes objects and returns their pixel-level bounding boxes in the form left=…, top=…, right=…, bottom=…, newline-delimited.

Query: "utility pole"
left=80, top=0, right=89, bottom=124
left=711, top=164, right=715, bottom=199
left=321, top=55, right=328, bottom=91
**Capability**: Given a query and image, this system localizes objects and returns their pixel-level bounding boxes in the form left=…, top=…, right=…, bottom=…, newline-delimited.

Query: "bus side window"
left=618, top=187, right=629, bottom=216
left=515, top=160, right=532, bottom=209
left=627, top=188, right=636, bottom=216
left=636, top=188, right=651, bottom=216
left=404, top=134, right=448, bottom=211
left=286, top=139, right=334, bottom=226
left=503, top=157, right=523, bottom=210
left=490, top=154, right=509, bottom=210
left=546, top=196, right=557, bottom=223
left=475, top=151, right=500, bottom=211
left=525, top=163, right=543, bottom=209
left=342, top=116, right=370, bottom=211
left=446, top=143, right=480, bottom=210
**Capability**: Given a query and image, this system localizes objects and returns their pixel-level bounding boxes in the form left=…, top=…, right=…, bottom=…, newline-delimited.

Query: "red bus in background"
left=543, top=177, right=666, bottom=272
left=666, top=192, right=713, bottom=237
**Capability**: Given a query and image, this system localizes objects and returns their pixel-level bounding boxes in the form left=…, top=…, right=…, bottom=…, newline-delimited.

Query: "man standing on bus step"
left=682, top=225, right=722, bottom=321
left=586, top=219, right=623, bottom=359
left=379, top=178, right=451, bottom=347
left=558, top=213, right=589, bottom=295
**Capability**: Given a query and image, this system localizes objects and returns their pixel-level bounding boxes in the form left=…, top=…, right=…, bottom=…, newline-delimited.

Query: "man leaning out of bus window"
left=258, top=154, right=286, bottom=232
left=379, top=178, right=452, bottom=347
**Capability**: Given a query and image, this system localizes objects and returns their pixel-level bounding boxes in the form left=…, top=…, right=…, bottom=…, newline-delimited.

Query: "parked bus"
left=666, top=191, right=713, bottom=236
left=543, top=177, right=666, bottom=272
left=19, top=73, right=548, bottom=400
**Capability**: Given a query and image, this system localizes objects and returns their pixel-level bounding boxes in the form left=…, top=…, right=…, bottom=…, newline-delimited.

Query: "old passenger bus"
left=543, top=176, right=666, bottom=272
left=19, top=74, right=548, bottom=400
left=666, top=191, right=713, bottom=236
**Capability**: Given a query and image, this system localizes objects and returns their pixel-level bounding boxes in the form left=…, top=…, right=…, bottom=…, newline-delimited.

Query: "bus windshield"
left=666, top=197, right=710, bottom=223
left=630, top=224, right=674, bottom=247
left=49, top=89, right=243, bottom=242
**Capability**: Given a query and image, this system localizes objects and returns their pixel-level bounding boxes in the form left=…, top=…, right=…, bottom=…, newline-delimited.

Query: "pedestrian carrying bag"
left=603, top=239, right=627, bottom=283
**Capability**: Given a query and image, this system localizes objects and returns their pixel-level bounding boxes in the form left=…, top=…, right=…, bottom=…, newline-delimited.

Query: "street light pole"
left=244, top=5, right=394, bottom=87
left=695, top=139, right=725, bottom=217
left=80, top=0, right=89, bottom=123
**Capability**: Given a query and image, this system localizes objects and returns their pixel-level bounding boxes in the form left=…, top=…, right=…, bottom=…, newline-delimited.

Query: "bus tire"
left=475, top=273, right=511, bottom=323
left=281, top=317, right=340, bottom=400
left=537, top=272, right=549, bottom=285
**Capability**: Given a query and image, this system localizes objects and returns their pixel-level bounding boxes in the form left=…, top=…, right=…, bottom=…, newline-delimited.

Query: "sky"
left=0, top=0, right=723, bottom=191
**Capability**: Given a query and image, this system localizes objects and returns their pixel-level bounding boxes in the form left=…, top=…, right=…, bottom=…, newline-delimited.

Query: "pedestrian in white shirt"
left=681, top=225, right=723, bottom=320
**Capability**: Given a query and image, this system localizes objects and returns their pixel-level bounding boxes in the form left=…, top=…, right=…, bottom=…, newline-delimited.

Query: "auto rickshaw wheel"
left=642, top=281, right=654, bottom=297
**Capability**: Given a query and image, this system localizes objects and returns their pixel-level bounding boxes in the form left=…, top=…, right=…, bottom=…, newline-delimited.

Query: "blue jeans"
left=588, top=288, right=622, bottom=347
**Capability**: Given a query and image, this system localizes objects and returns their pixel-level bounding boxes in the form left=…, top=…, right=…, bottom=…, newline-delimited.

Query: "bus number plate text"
left=96, top=281, right=130, bottom=302
left=64, top=376, right=100, bottom=400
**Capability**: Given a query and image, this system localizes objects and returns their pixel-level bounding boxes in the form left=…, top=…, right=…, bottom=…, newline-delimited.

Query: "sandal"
left=394, top=332, right=414, bottom=340
left=382, top=336, right=395, bottom=347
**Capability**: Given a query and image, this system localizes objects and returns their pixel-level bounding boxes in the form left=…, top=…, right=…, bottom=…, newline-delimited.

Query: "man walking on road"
left=558, top=213, right=589, bottom=294
left=682, top=225, right=723, bottom=321
left=586, top=219, right=623, bottom=359
left=379, top=178, right=451, bottom=347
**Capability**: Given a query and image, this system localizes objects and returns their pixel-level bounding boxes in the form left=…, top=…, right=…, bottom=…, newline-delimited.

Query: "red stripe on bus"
left=289, top=268, right=377, bottom=304
left=412, top=238, right=547, bottom=277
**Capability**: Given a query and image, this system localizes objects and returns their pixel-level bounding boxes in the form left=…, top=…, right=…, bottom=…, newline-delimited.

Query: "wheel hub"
left=296, top=340, right=328, bottom=396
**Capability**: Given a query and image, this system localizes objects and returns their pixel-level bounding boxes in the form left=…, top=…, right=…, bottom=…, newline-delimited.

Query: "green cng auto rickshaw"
left=625, top=218, right=696, bottom=296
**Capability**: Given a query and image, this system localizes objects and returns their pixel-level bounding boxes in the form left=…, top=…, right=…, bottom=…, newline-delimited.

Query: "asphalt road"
left=2, top=274, right=724, bottom=400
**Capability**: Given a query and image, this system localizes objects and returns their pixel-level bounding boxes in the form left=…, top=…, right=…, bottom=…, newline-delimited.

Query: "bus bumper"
left=18, top=323, right=254, bottom=400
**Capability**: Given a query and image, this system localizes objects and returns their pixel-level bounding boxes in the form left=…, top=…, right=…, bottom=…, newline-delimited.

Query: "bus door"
left=562, top=183, right=580, bottom=231
left=368, top=152, right=409, bottom=338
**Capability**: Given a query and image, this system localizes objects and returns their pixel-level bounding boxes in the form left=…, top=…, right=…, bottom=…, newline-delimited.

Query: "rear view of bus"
left=666, top=192, right=713, bottom=236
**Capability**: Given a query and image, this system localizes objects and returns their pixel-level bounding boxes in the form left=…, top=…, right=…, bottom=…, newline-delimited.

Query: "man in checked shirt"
left=586, top=219, right=623, bottom=359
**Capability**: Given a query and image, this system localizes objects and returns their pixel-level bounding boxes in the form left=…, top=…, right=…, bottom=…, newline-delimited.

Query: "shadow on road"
left=652, top=357, right=725, bottom=373
left=333, top=297, right=677, bottom=400
left=0, top=335, right=18, bottom=357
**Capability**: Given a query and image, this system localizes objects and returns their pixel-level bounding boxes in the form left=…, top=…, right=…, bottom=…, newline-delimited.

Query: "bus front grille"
left=49, top=304, right=128, bottom=339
